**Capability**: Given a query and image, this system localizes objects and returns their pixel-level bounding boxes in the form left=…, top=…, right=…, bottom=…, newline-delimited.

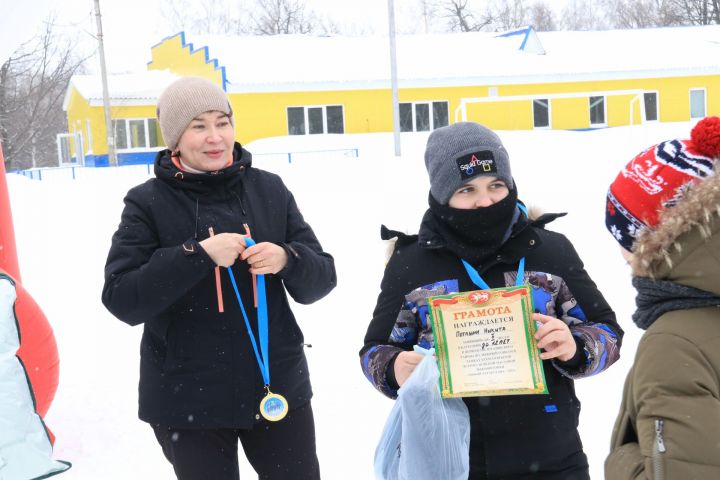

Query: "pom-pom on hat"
left=424, top=122, right=513, bottom=205
left=605, top=116, right=720, bottom=251
left=156, top=77, right=234, bottom=150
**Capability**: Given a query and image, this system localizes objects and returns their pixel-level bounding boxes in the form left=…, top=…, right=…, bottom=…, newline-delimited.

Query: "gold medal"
left=259, top=388, right=288, bottom=422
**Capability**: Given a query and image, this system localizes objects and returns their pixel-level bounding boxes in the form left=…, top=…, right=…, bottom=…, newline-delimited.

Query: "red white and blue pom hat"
left=606, top=116, right=720, bottom=251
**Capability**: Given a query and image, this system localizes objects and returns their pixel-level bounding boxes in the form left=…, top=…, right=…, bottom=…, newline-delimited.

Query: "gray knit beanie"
left=156, top=77, right=234, bottom=150
left=425, top=122, right=513, bottom=204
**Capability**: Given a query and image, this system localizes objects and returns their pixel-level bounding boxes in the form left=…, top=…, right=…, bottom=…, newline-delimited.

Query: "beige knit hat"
left=156, top=77, right=234, bottom=150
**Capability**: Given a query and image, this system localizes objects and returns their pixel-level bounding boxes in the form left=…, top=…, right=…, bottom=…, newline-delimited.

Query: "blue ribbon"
left=227, top=237, right=270, bottom=386
left=462, top=258, right=525, bottom=289
left=462, top=203, right=528, bottom=290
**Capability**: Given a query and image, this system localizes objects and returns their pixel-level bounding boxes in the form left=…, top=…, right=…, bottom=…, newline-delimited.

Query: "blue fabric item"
left=544, top=405, right=558, bottom=413
left=374, top=347, right=470, bottom=480
left=462, top=257, right=526, bottom=290
left=227, top=237, right=271, bottom=386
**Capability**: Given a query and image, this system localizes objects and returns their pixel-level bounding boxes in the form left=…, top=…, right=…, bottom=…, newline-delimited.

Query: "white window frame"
left=532, top=98, right=551, bottom=129
left=113, top=118, right=160, bottom=151
left=643, top=91, right=659, bottom=123
left=399, top=101, right=449, bottom=132
left=86, top=119, right=93, bottom=153
left=589, top=95, right=607, bottom=127
left=286, top=105, right=345, bottom=135
left=689, top=88, right=706, bottom=119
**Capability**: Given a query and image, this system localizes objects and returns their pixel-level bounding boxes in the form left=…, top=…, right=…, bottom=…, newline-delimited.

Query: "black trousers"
left=152, top=402, right=321, bottom=480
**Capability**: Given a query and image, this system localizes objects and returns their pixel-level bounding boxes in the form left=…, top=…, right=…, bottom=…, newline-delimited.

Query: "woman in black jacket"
left=360, top=122, right=622, bottom=479
left=102, top=77, right=336, bottom=480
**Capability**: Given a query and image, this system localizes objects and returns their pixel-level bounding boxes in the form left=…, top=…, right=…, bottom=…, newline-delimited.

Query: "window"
left=287, top=105, right=345, bottom=135
left=128, top=120, right=146, bottom=149
left=112, top=120, right=128, bottom=149
left=589, top=96, right=606, bottom=126
left=399, top=103, right=413, bottom=132
left=415, top=103, right=430, bottom=131
left=399, top=101, right=449, bottom=132
left=307, top=107, right=324, bottom=134
left=287, top=108, right=305, bottom=135
left=433, top=102, right=449, bottom=129
left=533, top=99, right=550, bottom=128
left=148, top=118, right=162, bottom=147
left=112, top=118, right=164, bottom=150
left=643, top=92, right=658, bottom=122
left=326, top=106, right=344, bottom=134
left=690, top=89, right=706, bottom=119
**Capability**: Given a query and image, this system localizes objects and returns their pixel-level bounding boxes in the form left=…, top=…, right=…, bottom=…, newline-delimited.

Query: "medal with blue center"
left=227, top=236, right=289, bottom=422
left=259, top=385, right=289, bottom=421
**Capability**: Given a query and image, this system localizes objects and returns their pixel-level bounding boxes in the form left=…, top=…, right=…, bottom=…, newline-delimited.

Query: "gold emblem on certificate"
left=428, top=285, right=547, bottom=398
left=259, top=390, right=289, bottom=422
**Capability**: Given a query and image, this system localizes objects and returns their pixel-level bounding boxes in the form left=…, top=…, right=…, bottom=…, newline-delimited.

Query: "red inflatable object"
left=0, top=144, right=20, bottom=281
left=14, top=279, right=61, bottom=418
left=0, top=144, right=60, bottom=436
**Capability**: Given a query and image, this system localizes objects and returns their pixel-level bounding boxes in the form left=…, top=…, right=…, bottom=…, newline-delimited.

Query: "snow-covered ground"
left=7, top=122, right=695, bottom=479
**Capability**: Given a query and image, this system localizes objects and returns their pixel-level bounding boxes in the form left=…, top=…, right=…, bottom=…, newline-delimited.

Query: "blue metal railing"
left=9, top=147, right=360, bottom=180
left=253, top=147, right=359, bottom=163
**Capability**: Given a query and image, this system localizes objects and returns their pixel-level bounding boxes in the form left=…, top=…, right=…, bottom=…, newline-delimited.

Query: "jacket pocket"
left=481, top=392, right=583, bottom=475
left=653, top=418, right=666, bottom=480
left=141, top=316, right=171, bottom=369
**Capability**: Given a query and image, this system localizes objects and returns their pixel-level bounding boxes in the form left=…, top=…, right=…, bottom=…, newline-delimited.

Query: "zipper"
left=653, top=418, right=666, bottom=480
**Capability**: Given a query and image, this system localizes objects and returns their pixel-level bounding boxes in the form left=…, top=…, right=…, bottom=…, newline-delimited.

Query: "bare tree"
left=422, top=0, right=554, bottom=33
left=602, top=0, right=683, bottom=27
left=0, top=20, right=88, bottom=170
left=161, top=0, right=250, bottom=35
left=251, top=0, right=316, bottom=34
left=196, top=0, right=249, bottom=34
left=160, top=0, right=337, bottom=36
left=160, top=0, right=194, bottom=32
left=560, top=0, right=610, bottom=30
left=672, top=0, right=720, bottom=24
left=435, top=0, right=495, bottom=32
left=492, top=0, right=529, bottom=30
left=528, top=1, right=558, bottom=30
left=419, top=0, right=439, bottom=32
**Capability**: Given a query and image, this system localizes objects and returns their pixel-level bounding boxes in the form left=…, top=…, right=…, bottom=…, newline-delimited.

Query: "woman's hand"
left=393, top=351, right=425, bottom=387
left=198, top=233, right=247, bottom=267
left=533, top=313, right=577, bottom=362
left=240, top=242, right=288, bottom=275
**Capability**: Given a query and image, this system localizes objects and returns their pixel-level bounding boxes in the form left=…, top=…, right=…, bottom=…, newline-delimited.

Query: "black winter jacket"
left=102, top=143, right=336, bottom=429
left=361, top=211, right=622, bottom=479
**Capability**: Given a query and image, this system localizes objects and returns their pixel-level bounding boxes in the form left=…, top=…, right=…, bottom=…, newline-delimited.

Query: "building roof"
left=66, top=25, right=720, bottom=103
left=185, top=25, right=720, bottom=93
left=62, top=70, right=179, bottom=110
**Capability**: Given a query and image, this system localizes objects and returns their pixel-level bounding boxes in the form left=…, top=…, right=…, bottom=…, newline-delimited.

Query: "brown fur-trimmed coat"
left=605, top=170, right=720, bottom=479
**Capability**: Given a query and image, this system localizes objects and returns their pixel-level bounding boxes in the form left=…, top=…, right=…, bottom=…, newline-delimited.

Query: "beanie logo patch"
left=456, top=151, right=496, bottom=180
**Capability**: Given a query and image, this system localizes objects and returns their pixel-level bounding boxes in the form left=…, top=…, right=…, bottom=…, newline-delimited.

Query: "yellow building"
left=63, top=26, right=720, bottom=166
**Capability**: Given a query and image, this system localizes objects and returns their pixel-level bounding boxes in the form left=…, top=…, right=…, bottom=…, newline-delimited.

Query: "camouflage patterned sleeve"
left=559, top=322, right=621, bottom=379
left=360, top=303, right=420, bottom=398
left=360, top=344, right=404, bottom=399
left=361, top=244, right=458, bottom=399
left=551, top=270, right=621, bottom=380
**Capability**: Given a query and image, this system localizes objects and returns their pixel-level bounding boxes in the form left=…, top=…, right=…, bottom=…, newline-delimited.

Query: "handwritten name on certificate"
left=428, top=286, right=547, bottom=398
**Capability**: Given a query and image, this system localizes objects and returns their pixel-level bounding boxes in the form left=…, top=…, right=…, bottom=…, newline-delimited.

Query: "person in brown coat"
left=604, top=116, right=720, bottom=479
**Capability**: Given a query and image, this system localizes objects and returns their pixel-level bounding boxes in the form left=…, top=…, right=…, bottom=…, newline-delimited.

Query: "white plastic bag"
left=374, top=347, right=470, bottom=480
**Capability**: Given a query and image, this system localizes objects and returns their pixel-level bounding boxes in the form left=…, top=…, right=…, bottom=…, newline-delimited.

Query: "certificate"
left=428, top=286, right=547, bottom=398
